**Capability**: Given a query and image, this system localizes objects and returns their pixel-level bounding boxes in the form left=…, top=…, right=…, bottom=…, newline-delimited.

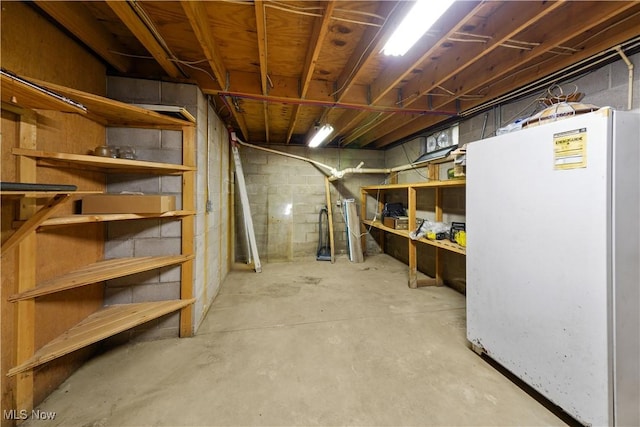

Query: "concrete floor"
left=26, top=254, right=567, bottom=426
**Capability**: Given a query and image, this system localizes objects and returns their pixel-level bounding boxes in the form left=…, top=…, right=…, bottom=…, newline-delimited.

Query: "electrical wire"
left=109, top=50, right=220, bottom=84
left=400, top=143, right=428, bottom=179
left=462, top=36, right=640, bottom=118
left=328, top=1, right=402, bottom=98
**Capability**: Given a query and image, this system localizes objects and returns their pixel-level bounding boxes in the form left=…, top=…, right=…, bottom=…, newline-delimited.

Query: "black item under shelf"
left=0, top=182, right=78, bottom=192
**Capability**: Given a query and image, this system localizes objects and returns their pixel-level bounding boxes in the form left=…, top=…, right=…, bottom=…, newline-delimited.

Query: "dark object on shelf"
left=0, top=182, right=77, bottom=192
left=381, top=202, right=406, bottom=220
left=450, top=222, right=466, bottom=243
left=317, top=206, right=331, bottom=261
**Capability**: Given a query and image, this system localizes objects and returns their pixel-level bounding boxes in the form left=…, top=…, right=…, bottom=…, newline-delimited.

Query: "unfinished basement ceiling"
left=31, top=1, right=640, bottom=148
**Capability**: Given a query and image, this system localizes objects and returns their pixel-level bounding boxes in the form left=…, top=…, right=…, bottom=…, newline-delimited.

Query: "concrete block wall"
left=459, top=51, right=640, bottom=144
left=235, top=145, right=385, bottom=262
left=103, top=77, right=230, bottom=342
left=199, top=102, right=231, bottom=328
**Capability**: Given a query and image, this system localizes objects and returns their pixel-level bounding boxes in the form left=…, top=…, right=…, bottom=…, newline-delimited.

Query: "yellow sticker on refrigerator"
left=554, top=127, right=587, bottom=170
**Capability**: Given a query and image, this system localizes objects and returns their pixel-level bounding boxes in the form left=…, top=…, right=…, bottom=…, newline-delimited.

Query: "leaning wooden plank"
left=7, top=299, right=195, bottom=376
left=1, top=193, right=70, bottom=256
left=9, top=255, right=194, bottom=301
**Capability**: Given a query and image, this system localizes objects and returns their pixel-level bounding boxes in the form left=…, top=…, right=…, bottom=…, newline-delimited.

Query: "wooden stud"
left=408, top=186, right=417, bottom=288
left=287, top=1, right=335, bottom=143
left=14, top=110, right=37, bottom=414
left=434, top=187, right=444, bottom=287
left=180, top=126, right=196, bottom=337
left=253, top=0, right=270, bottom=143
left=181, top=1, right=251, bottom=140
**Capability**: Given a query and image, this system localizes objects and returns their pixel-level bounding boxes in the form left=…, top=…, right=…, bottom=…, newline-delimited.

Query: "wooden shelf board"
left=7, top=299, right=195, bottom=376
left=12, top=148, right=195, bottom=173
left=9, top=255, right=194, bottom=302
left=361, top=179, right=465, bottom=192
left=363, top=220, right=466, bottom=255
left=1, top=73, right=87, bottom=114
left=39, top=210, right=195, bottom=227
left=27, top=77, right=194, bottom=129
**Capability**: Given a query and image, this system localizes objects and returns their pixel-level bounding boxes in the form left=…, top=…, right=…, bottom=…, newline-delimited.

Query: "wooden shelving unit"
left=362, top=219, right=466, bottom=255
left=360, top=179, right=466, bottom=288
left=1, top=74, right=197, bottom=397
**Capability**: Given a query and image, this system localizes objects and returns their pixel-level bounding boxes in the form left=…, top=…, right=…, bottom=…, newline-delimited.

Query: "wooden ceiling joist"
left=341, top=0, right=565, bottom=147
left=106, top=0, right=182, bottom=78
left=24, top=1, right=640, bottom=148
left=335, top=1, right=484, bottom=147
left=254, top=0, right=270, bottom=142
left=365, top=1, right=640, bottom=148
left=181, top=0, right=250, bottom=140
left=286, top=1, right=336, bottom=143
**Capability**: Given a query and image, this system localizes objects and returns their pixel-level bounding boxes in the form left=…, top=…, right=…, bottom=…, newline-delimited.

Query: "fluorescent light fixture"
left=382, top=0, right=456, bottom=57
left=308, top=124, right=334, bottom=148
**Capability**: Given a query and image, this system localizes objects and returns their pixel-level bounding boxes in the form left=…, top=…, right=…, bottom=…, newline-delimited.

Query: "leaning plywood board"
left=7, top=299, right=195, bottom=376
left=344, top=199, right=363, bottom=263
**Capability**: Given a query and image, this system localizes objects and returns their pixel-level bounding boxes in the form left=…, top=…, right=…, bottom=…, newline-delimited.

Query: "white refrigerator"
left=466, top=107, right=639, bottom=426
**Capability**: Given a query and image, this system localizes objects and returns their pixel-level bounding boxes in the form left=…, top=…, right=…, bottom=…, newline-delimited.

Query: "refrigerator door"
left=611, top=111, right=640, bottom=426
left=467, top=108, right=613, bottom=425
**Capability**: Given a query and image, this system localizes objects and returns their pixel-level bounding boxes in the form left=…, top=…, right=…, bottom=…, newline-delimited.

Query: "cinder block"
left=107, top=220, right=160, bottom=240
left=160, top=220, right=182, bottom=237
left=161, top=130, right=183, bottom=150
left=584, top=85, right=630, bottom=111
left=108, top=77, right=162, bottom=104
left=132, top=281, right=180, bottom=302
left=107, top=128, right=161, bottom=149
left=161, top=81, right=197, bottom=106
left=134, top=237, right=181, bottom=257
left=135, top=148, right=182, bottom=165
left=160, top=175, right=182, bottom=194
left=103, top=286, right=133, bottom=305
left=105, top=239, right=134, bottom=258
left=107, top=174, right=161, bottom=194
left=106, top=270, right=159, bottom=288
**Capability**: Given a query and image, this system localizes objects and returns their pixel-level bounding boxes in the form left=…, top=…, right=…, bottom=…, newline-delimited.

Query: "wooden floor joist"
left=7, top=299, right=195, bottom=376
